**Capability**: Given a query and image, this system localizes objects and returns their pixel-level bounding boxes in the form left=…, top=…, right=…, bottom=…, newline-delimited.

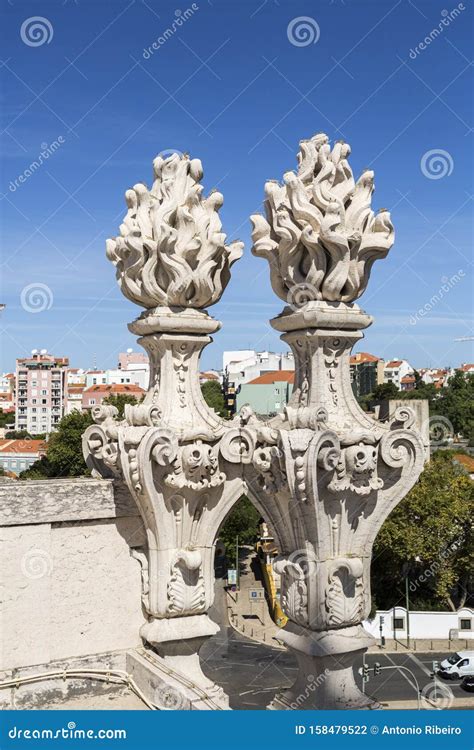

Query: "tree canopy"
left=201, top=380, right=226, bottom=418
left=20, top=410, right=93, bottom=479
left=372, top=451, right=473, bottom=612
left=217, top=496, right=260, bottom=560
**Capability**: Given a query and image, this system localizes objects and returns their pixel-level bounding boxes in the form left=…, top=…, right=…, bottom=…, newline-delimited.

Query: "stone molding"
left=0, top=478, right=138, bottom=527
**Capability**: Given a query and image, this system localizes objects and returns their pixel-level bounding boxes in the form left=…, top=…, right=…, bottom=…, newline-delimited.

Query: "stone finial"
left=106, top=152, right=243, bottom=309
left=250, top=133, right=394, bottom=304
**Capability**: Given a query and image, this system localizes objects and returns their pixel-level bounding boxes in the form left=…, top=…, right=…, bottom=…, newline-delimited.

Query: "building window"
left=392, top=617, right=405, bottom=630
left=89, top=399, right=96, bottom=405
left=41, top=389, right=48, bottom=395
left=459, top=618, right=472, bottom=631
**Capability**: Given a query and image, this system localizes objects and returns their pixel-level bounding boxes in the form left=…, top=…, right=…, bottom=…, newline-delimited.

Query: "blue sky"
left=1, top=0, right=473, bottom=373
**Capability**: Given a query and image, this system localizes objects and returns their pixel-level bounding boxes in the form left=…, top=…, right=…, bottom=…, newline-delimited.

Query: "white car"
left=439, top=651, right=474, bottom=679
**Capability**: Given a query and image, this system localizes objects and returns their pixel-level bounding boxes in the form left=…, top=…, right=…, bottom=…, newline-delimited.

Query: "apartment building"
left=0, top=438, right=47, bottom=475
left=383, top=359, right=414, bottom=389
left=349, top=352, right=384, bottom=397
left=236, top=371, right=294, bottom=416
left=223, top=350, right=295, bottom=415
left=15, top=351, right=68, bottom=435
left=82, top=383, right=145, bottom=410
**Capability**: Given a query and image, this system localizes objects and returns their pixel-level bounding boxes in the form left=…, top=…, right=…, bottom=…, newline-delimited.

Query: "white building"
left=85, top=368, right=149, bottom=391
left=383, top=359, right=414, bottom=389
left=364, top=607, right=474, bottom=641
left=83, top=351, right=150, bottom=392
left=67, top=368, right=87, bottom=386
left=224, top=350, right=295, bottom=390
left=66, top=385, right=86, bottom=414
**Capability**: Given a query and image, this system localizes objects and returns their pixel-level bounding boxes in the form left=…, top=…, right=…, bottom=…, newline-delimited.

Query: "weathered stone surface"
left=2, top=651, right=128, bottom=709
left=0, top=478, right=138, bottom=527
left=0, top=504, right=146, bottom=672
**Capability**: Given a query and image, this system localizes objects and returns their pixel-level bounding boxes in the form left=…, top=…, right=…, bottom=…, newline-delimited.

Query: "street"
left=201, top=579, right=474, bottom=710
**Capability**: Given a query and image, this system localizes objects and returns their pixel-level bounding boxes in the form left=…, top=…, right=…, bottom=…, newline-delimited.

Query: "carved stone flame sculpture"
left=251, top=132, right=394, bottom=304
left=106, top=152, right=243, bottom=310
left=83, top=140, right=424, bottom=711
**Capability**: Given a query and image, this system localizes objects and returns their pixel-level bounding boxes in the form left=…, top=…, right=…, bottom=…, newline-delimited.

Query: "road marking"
left=384, top=653, right=420, bottom=694
left=408, top=653, right=432, bottom=677
left=239, top=687, right=282, bottom=695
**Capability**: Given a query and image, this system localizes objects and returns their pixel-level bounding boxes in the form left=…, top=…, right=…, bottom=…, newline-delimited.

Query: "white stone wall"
left=364, top=607, right=474, bottom=640
left=0, top=478, right=146, bottom=672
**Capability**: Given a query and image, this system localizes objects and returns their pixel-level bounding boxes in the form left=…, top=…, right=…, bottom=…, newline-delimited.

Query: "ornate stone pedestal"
left=247, top=133, right=425, bottom=710
left=270, top=624, right=378, bottom=710
left=84, top=135, right=425, bottom=710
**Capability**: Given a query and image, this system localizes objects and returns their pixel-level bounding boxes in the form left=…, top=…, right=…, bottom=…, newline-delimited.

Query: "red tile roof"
left=385, top=360, right=403, bottom=368
left=454, top=454, right=474, bottom=473
left=0, top=439, right=47, bottom=454
left=350, top=352, right=380, bottom=364
left=248, top=371, right=295, bottom=385
left=84, top=384, right=145, bottom=394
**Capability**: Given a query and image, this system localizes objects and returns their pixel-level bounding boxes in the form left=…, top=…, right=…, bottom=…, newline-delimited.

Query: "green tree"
left=20, top=411, right=93, bottom=479
left=103, top=393, right=143, bottom=418
left=371, top=382, right=399, bottom=401
left=0, top=410, right=14, bottom=428
left=218, top=496, right=260, bottom=561
left=436, top=371, right=474, bottom=439
left=372, top=451, right=474, bottom=611
left=201, top=380, right=226, bottom=418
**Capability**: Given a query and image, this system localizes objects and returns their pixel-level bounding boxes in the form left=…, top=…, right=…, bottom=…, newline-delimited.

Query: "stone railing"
left=0, top=478, right=145, bottom=708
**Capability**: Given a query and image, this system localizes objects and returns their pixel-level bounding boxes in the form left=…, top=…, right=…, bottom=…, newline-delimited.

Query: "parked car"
left=460, top=675, right=474, bottom=692
left=438, top=651, right=474, bottom=680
